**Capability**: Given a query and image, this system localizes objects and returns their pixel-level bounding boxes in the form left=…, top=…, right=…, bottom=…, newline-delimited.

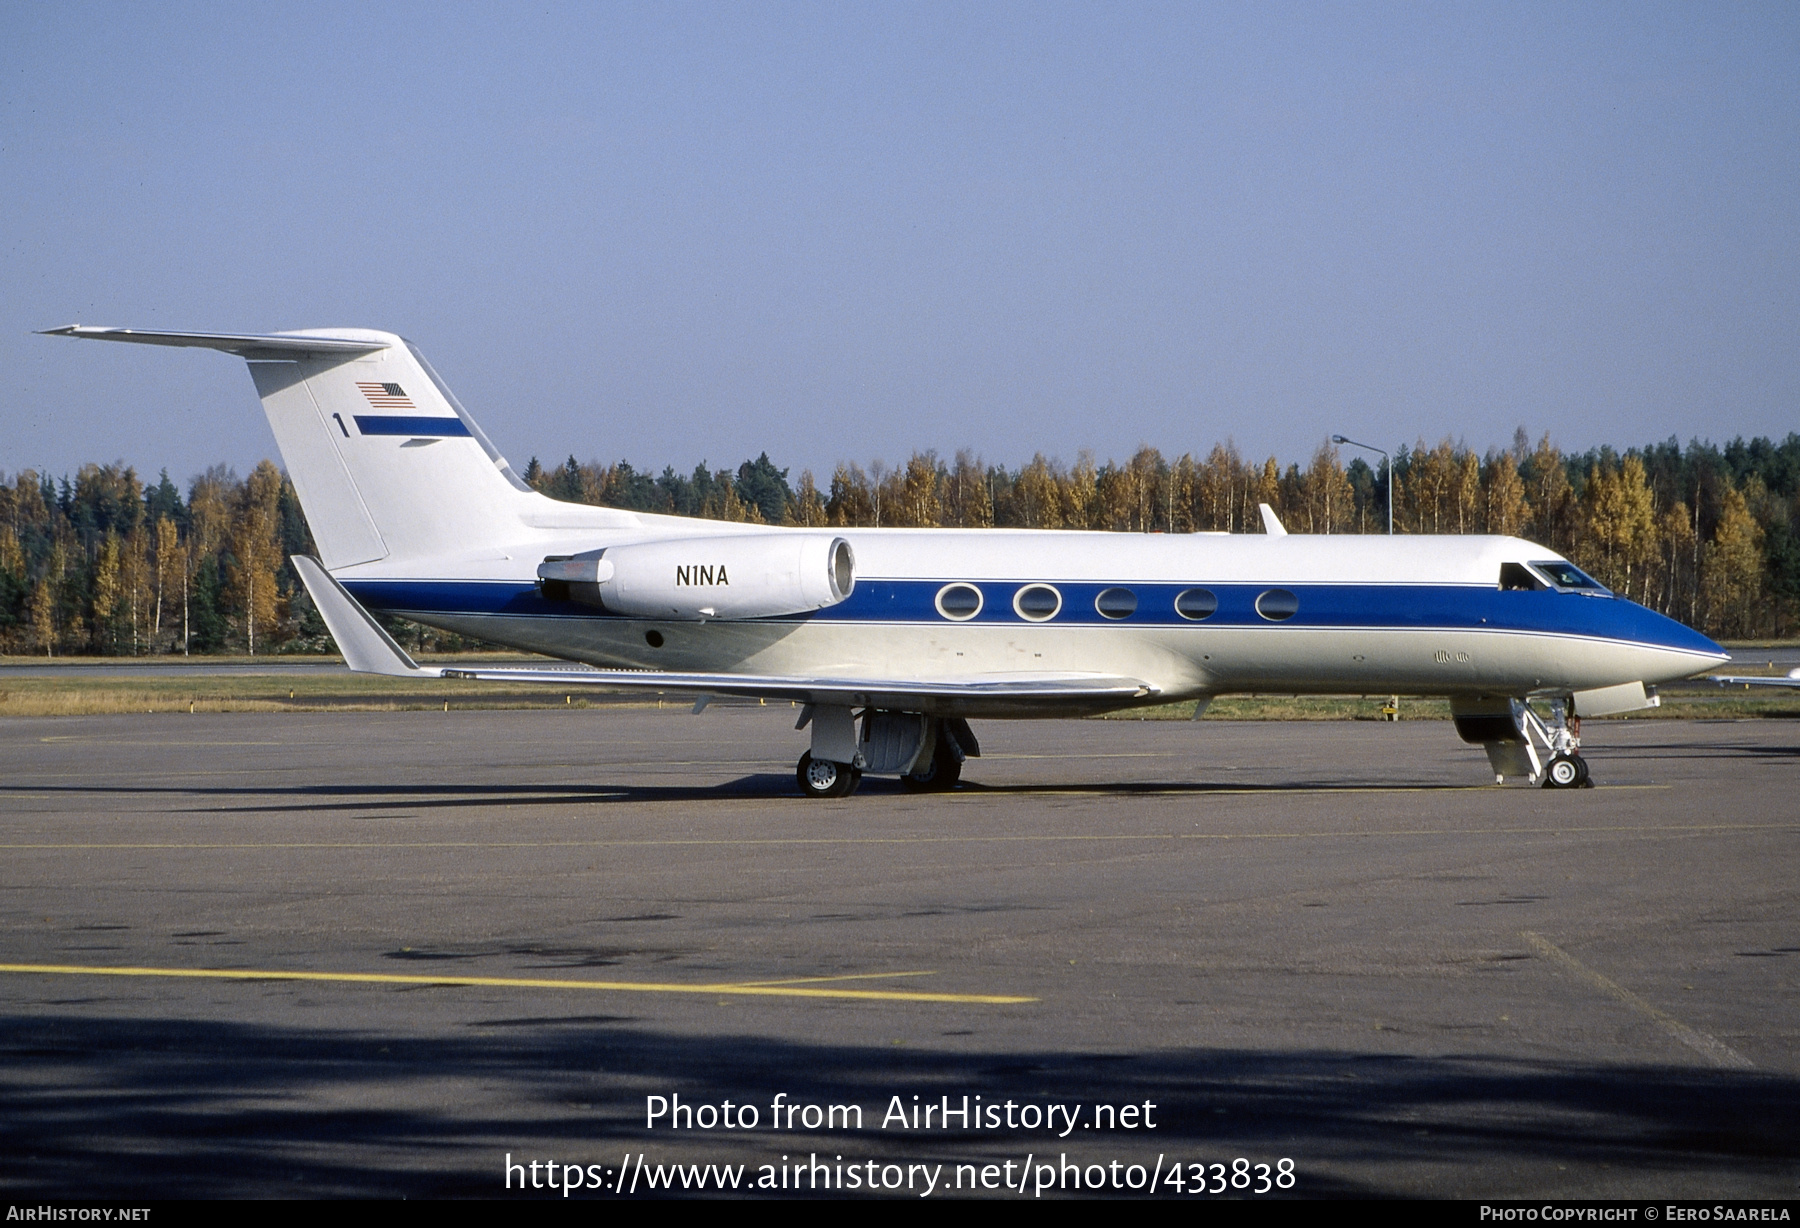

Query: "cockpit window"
left=1499, top=563, right=1545, bottom=591
left=1531, top=561, right=1610, bottom=594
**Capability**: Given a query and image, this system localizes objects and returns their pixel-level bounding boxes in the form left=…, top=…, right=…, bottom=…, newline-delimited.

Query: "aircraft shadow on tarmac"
left=1610, top=739, right=1800, bottom=761
left=0, top=1014, right=1794, bottom=1198
left=0, top=776, right=1500, bottom=813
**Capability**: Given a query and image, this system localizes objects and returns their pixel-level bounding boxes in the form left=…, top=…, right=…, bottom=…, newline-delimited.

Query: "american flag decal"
left=357, top=382, right=416, bottom=410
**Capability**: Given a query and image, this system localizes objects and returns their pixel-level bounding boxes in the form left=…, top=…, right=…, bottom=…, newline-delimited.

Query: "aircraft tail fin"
left=43, top=326, right=542, bottom=570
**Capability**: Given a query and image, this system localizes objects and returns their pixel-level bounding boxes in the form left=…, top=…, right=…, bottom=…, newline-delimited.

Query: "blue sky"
left=4, top=2, right=1796, bottom=486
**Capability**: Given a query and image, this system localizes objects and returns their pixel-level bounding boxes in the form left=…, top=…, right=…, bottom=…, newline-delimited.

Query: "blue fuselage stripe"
left=341, top=578, right=1722, bottom=656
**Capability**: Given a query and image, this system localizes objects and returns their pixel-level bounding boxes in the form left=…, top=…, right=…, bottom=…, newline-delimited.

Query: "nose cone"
left=1601, top=598, right=1728, bottom=682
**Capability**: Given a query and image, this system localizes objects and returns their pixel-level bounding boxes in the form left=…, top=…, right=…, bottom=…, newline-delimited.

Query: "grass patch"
left=0, top=661, right=688, bottom=716
left=1104, top=696, right=1451, bottom=722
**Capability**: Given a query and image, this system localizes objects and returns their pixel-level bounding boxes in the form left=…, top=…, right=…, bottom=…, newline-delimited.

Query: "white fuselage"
left=340, top=520, right=1726, bottom=718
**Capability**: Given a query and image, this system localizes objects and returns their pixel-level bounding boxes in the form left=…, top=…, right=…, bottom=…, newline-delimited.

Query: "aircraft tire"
left=1543, top=754, right=1582, bottom=789
left=1574, top=755, right=1592, bottom=787
left=901, top=740, right=963, bottom=793
left=797, top=752, right=859, bottom=799
left=896, top=752, right=957, bottom=788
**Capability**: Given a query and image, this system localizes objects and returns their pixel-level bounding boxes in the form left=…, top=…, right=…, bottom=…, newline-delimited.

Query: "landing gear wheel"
left=1543, top=754, right=1582, bottom=789
left=901, top=737, right=963, bottom=793
left=797, top=752, right=860, bottom=799
left=1574, top=754, right=1592, bottom=787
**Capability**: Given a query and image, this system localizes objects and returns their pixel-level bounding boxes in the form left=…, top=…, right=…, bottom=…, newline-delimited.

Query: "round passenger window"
left=1095, top=587, right=1137, bottom=619
left=935, top=583, right=983, bottom=621
left=1012, top=584, right=1062, bottom=621
left=1256, top=589, right=1299, bottom=621
left=1175, top=588, right=1218, bottom=620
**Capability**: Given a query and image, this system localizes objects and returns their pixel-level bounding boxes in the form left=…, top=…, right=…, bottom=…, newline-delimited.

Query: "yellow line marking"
left=37, top=739, right=285, bottom=747
left=0, top=962, right=1033, bottom=1006
left=0, top=820, right=1785, bottom=852
left=1521, top=932, right=1753, bottom=1069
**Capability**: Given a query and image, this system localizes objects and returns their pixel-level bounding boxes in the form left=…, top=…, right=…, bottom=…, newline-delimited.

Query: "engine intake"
left=538, top=534, right=855, bottom=620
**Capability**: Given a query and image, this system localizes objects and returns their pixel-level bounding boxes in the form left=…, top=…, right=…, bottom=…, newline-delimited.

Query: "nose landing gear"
left=1527, top=700, right=1592, bottom=788
left=1456, top=696, right=1594, bottom=788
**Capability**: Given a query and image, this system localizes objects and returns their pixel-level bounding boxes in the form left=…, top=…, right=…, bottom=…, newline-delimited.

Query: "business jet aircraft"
left=43, top=325, right=1730, bottom=796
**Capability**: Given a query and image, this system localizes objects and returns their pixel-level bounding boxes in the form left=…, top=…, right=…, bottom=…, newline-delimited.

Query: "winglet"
left=290, top=555, right=442, bottom=677
left=1259, top=503, right=1288, bottom=536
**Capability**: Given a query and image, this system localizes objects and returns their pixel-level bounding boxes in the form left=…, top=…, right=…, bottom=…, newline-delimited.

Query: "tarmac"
left=0, top=707, right=1795, bottom=1198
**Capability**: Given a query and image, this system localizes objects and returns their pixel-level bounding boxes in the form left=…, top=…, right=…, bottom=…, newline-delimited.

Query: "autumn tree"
left=1482, top=453, right=1530, bottom=538
left=1657, top=501, right=1698, bottom=623
left=89, top=532, right=121, bottom=653
left=1522, top=434, right=1576, bottom=553
left=1063, top=452, right=1099, bottom=529
left=1453, top=450, right=1482, bottom=534
left=1164, top=454, right=1199, bottom=534
left=826, top=463, right=876, bottom=527
left=1192, top=443, right=1248, bottom=531
left=1579, top=457, right=1659, bottom=600
left=1702, top=483, right=1763, bottom=637
left=1252, top=457, right=1282, bottom=530
left=787, top=471, right=829, bottom=527
left=120, top=526, right=151, bottom=653
left=943, top=450, right=994, bottom=528
left=1011, top=455, right=1064, bottom=529
left=152, top=516, right=182, bottom=642
left=1298, top=444, right=1353, bottom=534
left=30, top=542, right=65, bottom=656
left=1401, top=439, right=1457, bottom=534
left=230, top=461, right=285, bottom=654
left=892, top=453, right=943, bottom=528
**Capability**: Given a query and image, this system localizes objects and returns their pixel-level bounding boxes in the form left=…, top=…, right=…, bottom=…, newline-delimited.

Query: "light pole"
left=1331, top=435, right=1392, bottom=535
left=1334, top=435, right=1401, bottom=721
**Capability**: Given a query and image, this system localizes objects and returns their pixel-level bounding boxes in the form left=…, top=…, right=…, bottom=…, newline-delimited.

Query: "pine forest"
left=3, top=430, right=1798, bottom=657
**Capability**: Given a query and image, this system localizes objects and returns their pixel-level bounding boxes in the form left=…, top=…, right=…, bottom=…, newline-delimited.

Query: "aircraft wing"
left=438, top=664, right=1157, bottom=704
left=1710, top=670, right=1800, bottom=689
left=292, top=555, right=1157, bottom=704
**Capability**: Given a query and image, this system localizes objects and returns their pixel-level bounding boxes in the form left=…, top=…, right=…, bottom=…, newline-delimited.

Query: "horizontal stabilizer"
left=39, top=326, right=388, bottom=359
left=291, top=555, right=442, bottom=678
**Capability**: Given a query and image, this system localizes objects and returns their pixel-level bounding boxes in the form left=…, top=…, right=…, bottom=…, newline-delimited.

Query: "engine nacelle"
left=538, top=534, right=855, bottom=620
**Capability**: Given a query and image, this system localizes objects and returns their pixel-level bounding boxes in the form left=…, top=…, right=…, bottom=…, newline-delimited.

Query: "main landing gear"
left=794, top=708, right=977, bottom=799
